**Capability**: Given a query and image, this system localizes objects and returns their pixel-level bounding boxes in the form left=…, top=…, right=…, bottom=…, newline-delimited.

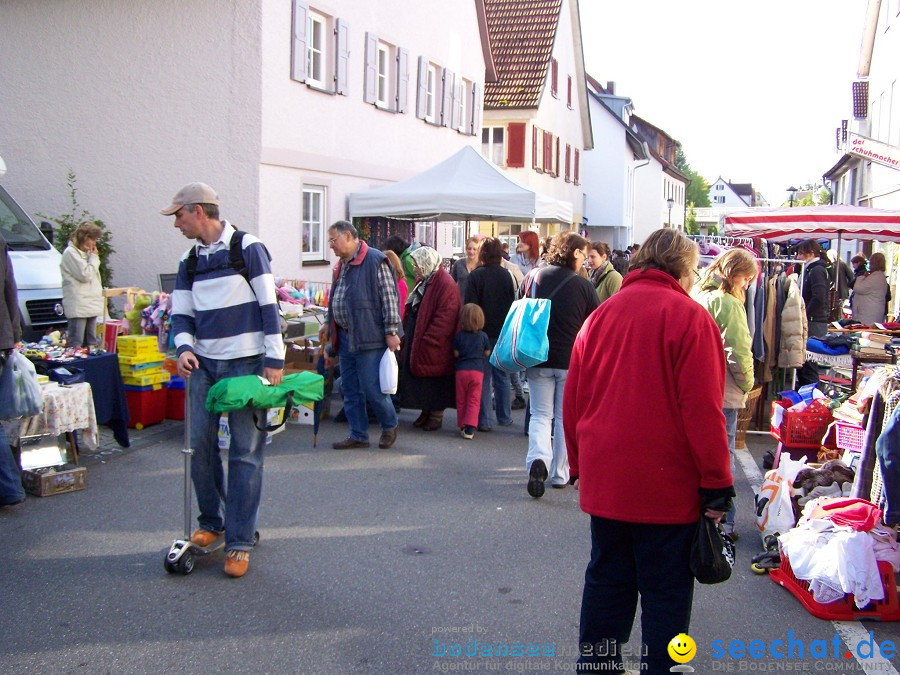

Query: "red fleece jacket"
left=406, top=267, right=460, bottom=377
left=563, top=268, right=733, bottom=524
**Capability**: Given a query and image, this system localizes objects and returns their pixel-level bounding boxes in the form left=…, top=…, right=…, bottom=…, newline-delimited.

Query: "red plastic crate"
left=771, top=552, right=900, bottom=621
left=771, top=403, right=833, bottom=449
left=125, top=387, right=167, bottom=429
left=166, top=387, right=185, bottom=421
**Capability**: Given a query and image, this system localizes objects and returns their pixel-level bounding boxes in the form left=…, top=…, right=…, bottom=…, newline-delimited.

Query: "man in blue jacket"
left=164, top=182, right=284, bottom=578
left=320, top=220, right=401, bottom=450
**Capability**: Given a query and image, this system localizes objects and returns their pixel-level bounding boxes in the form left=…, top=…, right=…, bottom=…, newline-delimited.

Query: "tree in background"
left=40, top=170, right=115, bottom=289
left=676, top=146, right=710, bottom=208
left=685, top=203, right=698, bottom=235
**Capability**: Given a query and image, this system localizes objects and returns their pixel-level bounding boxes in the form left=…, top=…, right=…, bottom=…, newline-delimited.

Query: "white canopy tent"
left=348, top=145, right=573, bottom=224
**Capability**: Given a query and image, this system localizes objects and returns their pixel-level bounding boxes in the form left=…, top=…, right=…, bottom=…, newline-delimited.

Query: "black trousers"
left=577, top=516, right=696, bottom=675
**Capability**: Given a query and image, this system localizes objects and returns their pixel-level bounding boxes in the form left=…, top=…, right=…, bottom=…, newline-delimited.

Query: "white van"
left=0, top=176, right=66, bottom=341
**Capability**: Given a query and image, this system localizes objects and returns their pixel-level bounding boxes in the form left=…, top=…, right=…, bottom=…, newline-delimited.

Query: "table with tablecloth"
left=19, top=382, right=100, bottom=457
left=40, top=353, right=131, bottom=446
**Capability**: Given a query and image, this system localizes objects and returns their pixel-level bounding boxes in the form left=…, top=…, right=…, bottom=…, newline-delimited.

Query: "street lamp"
left=667, top=197, right=675, bottom=227
left=787, top=186, right=798, bottom=207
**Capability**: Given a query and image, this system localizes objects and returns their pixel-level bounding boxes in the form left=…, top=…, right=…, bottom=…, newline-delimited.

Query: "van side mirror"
left=39, top=220, right=55, bottom=245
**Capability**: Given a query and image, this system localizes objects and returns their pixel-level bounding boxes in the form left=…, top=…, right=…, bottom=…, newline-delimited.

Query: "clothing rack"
left=688, top=234, right=754, bottom=249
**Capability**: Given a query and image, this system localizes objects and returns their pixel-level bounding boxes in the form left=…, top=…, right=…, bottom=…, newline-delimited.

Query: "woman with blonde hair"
left=693, top=247, right=757, bottom=539
left=60, top=221, right=103, bottom=347
left=450, top=235, right=483, bottom=300
left=564, top=228, right=733, bottom=673
left=852, top=251, right=889, bottom=325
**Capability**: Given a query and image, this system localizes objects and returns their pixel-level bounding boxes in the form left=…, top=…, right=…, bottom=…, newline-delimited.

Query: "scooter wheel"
left=164, top=558, right=177, bottom=574
left=253, top=531, right=260, bottom=545
left=750, top=562, right=768, bottom=575
left=178, top=550, right=195, bottom=575
left=135, top=423, right=144, bottom=430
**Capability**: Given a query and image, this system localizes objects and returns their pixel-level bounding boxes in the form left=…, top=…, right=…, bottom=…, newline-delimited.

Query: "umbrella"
left=724, top=205, right=900, bottom=242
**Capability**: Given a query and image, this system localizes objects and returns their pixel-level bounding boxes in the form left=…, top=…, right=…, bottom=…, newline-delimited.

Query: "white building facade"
left=0, top=0, right=487, bottom=289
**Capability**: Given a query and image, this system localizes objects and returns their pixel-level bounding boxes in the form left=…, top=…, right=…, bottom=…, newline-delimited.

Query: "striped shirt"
left=171, top=221, right=285, bottom=369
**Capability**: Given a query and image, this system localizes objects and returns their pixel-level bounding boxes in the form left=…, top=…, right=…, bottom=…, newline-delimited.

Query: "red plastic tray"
left=771, top=552, right=900, bottom=621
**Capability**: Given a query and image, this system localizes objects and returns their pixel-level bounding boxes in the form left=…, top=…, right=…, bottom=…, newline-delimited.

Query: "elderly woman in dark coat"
left=400, top=246, right=461, bottom=431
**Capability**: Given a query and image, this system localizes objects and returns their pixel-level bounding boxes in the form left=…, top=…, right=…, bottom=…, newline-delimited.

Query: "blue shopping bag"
left=489, top=269, right=576, bottom=373
left=490, top=296, right=552, bottom=373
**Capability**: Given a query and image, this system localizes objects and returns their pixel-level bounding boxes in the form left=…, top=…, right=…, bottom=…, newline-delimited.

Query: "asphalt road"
left=2, top=405, right=898, bottom=674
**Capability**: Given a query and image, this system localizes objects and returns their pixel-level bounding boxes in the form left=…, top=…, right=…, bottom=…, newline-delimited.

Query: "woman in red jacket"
left=563, top=228, right=734, bottom=674
left=399, top=246, right=460, bottom=431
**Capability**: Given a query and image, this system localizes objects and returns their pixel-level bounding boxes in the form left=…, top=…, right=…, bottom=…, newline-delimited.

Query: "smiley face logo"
left=667, top=633, right=697, bottom=664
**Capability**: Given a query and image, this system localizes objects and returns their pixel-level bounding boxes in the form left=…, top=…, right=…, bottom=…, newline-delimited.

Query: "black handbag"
left=690, top=516, right=735, bottom=584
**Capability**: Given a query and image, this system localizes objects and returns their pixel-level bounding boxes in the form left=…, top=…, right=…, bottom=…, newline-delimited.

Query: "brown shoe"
left=190, top=529, right=222, bottom=548
left=378, top=426, right=398, bottom=448
left=332, top=437, right=371, bottom=449
left=224, top=550, right=250, bottom=577
left=422, top=411, right=444, bottom=431
left=412, top=410, right=430, bottom=428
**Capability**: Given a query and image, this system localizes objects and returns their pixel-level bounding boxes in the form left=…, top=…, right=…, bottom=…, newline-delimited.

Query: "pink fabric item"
left=811, top=498, right=883, bottom=532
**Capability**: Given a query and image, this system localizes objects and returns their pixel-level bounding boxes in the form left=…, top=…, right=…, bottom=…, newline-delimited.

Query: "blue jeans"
left=189, top=354, right=266, bottom=551
left=478, top=361, right=512, bottom=428
left=525, top=367, right=568, bottom=485
left=578, top=516, right=695, bottom=674
left=723, top=407, right=738, bottom=532
left=337, top=329, right=397, bottom=441
left=876, top=404, right=900, bottom=527
left=0, top=423, right=25, bottom=505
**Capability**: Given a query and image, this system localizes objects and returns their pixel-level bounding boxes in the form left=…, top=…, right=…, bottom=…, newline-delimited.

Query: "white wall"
left=582, top=96, right=631, bottom=248
left=863, top=3, right=900, bottom=209
left=708, top=179, right=750, bottom=208
left=0, top=0, right=263, bottom=292
left=259, top=0, right=485, bottom=281
left=632, top=157, right=664, bottom=246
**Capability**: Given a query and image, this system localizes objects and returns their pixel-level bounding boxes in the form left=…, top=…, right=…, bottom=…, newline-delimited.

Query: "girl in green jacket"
left=693, top=247, right=757, bottom=539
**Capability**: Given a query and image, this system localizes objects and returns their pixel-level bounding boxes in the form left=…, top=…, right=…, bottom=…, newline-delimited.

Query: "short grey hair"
left=184, top=203, right=219, bottom=219
left=329, top=220, right=358, bottom=238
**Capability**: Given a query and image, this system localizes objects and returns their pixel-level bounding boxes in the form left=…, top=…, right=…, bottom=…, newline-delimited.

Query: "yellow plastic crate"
left=121, top=371, right=171, bottom=387
left=118, top=352, right=165, bottom=366
left=117, top=335, right=162, bottom=355
left=120, top=364, right=164, bottom=376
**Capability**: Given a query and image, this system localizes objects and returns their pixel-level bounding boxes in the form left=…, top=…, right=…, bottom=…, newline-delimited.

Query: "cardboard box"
left=22, top=467, right=87, bottom=497
left=284, top=337, right=320, bottom=371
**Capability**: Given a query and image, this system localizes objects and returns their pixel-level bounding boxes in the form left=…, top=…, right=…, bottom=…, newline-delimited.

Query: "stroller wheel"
left=750, top=562, right=768, bottom=575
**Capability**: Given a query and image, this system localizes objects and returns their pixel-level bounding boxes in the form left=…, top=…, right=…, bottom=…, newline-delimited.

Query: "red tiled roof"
left=483, top=0, right=562, bottom=109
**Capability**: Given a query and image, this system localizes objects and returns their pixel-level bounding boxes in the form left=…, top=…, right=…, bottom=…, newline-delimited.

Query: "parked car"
left=0, top=158, right=66, bottom=340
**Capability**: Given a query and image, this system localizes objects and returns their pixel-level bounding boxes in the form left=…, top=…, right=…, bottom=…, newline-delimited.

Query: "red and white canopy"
left=724, top=205, right=900, bottom=242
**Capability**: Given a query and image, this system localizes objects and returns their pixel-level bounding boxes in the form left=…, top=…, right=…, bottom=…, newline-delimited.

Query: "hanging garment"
left=778, top=275, right=808, bottom=369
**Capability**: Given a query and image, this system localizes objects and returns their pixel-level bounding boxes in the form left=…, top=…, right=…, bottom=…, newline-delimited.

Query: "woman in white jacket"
left=852, top=252, right=889, bottom=325
left=60, top=222, right=103, bottom=347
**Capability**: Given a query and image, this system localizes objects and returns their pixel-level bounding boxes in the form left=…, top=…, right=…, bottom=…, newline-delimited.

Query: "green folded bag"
left=206, top=372, right=324, bottom=413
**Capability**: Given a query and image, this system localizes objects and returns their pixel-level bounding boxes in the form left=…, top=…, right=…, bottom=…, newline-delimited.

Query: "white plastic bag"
left=755, top=455, right=808, bottom=540
left=379, top=348, right=398, bottom=395
left=0, top=351, right=43, bottom=420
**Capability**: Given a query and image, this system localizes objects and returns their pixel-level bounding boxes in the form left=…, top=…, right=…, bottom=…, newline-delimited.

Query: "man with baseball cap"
left=163, top=182, right=284, bottom=578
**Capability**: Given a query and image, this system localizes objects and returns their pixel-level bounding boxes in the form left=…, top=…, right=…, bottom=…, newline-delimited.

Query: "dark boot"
left=422, top=410, right=444, bottom=431
left=413, top=410, right=430, bottom=428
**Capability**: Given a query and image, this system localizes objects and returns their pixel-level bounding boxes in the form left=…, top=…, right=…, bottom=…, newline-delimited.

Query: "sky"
left=579, top=0, right=866, bottom=206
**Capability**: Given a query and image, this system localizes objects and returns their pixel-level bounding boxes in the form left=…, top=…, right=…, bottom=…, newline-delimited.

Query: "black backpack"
left=185, top=230, right=249, bottom=285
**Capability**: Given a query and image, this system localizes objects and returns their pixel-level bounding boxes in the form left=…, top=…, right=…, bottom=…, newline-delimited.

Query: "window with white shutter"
left=441, top=68, right=454, bottom=126
left=396, top=48, right=409, bottom=113
left=302, top=186, right=326, bottom=262
left=376, top=43, right=390, bottom=108
left=469, top=82, right=481, bottom=136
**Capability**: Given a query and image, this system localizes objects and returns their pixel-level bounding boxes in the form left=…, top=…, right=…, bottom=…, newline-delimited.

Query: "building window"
left=376, top=43, right=390, bottom=108
left=415, top=222, right=435, bottom=247
left=302, top=186, right=326, bottom=261
left=497, top=223, right=524, bottom=251
left=567, top=75, right=573, bottom=109
left=450, top=221, right=466, bottom=254
left=482, top=126, right=506, bottom=166
left=426, top=64, right=437, bottom=122
left=550, top=58, right=558, bottom=98
left=457, top=79, right=467, bottom=132
left=306, top=12, right=325, bottom=87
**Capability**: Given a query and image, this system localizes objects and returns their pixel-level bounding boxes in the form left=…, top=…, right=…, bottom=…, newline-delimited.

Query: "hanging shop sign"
left=848, top=132, right=900, bottom=170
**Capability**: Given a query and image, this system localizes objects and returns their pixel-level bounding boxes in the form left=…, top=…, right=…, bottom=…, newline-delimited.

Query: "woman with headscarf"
left=399, top=246, right=461, bottom=431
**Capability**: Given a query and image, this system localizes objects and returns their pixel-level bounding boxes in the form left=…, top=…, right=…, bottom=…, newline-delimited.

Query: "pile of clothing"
left=780, top=496, right=900, bottom=608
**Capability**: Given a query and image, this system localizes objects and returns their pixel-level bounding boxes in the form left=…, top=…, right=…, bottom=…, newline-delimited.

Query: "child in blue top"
left=452, top=303, right=491, bottom=439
